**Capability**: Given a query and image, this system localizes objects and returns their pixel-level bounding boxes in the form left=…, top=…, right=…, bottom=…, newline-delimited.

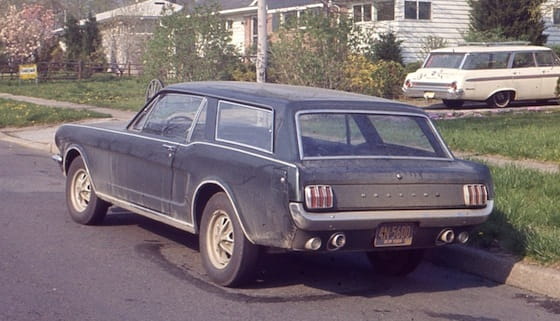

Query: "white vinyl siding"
left=350, top=0, right=470, bottom=63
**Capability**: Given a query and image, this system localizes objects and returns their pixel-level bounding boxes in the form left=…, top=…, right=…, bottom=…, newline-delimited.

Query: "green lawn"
left=0, top=76, right=146, bottom=111
left=472, top=165, right=560, bottom=264
left=0, top=98, right=110, bottom=128
left=436, top=111, right=560, bottom=163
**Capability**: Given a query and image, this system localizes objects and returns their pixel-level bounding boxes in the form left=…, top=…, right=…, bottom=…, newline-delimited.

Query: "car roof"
left=430, top=45, right=552, bottom=54
left=164, top=81, right=425, bottom=115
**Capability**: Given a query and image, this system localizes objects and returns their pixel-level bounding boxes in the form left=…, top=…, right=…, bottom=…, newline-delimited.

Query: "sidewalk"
left=1, top=93, right=559, bottom=299
left=0, top=93, right=134, bottom=153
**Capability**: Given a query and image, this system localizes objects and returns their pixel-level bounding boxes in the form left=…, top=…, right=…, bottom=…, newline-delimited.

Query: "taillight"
left=449, top=81, right=457, bottom=91
left=405, top=79, right=412, bottom=88
left=305, top=185, right=334, bottom=209
left=463, top=184, right=488, bottom=207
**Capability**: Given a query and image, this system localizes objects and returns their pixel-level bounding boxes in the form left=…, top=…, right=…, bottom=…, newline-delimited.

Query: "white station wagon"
left=402, top=45, right=560, bottom=108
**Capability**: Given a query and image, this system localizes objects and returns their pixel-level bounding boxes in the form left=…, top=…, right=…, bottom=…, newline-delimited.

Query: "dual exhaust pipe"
left=438, top=228, right=469, bottom=244
left=304, top=232, right=346, bottom=251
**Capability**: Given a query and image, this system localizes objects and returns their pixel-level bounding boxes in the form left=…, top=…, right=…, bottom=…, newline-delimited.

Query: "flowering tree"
left=0, top=4, right=56, bottom=65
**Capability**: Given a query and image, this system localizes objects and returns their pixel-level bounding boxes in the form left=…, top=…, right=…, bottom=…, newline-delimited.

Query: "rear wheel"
left=487, top=91, right=512, bottom=108
left=442, top=99, right=464, bottom=108
left=366, top=249, right=424, bottom=276
left=66, top=156, right=110, bottom=225
left=200, top=192, right=259, bottom=287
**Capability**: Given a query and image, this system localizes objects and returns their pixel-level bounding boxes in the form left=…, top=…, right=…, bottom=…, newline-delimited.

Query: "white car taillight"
left=305, top=185, right=334, bottom=209
left=463, top=184, right=488, bottom=206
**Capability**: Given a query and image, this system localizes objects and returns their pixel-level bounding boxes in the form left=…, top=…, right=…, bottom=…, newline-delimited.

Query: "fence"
left=0, top=61, right=144, bottom=81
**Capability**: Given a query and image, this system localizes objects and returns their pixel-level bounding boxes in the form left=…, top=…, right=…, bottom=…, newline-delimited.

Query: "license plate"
left=423, top=91, right=435, bottom=99
left=374, top=223, right=414, bottom=247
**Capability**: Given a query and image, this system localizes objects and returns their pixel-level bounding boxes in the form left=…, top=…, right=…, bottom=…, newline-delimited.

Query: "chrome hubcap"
left=71, top=169, right=91, bottom=212
left=206, top=210, right=234, bottom=269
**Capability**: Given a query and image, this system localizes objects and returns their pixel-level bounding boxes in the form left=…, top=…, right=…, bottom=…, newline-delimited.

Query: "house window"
left=226, top=20, right=233, bottom=30
left=405, top=1, right=431, bottom=20
left=375, top=0, right=395, bottom=21
left=353, top=4, right=373, bottom=22
left=353, top=2, right=394, bottom=23
left=281, top=8, right=321, bottom=28
left=554, top=8, right=560, bottom=25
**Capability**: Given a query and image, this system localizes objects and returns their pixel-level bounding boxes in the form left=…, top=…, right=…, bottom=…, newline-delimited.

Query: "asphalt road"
left=1, top=141, right=559, bottom=321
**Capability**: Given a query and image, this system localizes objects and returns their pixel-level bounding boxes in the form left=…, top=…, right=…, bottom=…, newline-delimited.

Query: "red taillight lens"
left=449, top=81, right=457, bottom=91
left=405, top=79, right=412, bottom=88
left=463, top=184, right=488, bottom=206
left=305, top=185, right=334, bottom=209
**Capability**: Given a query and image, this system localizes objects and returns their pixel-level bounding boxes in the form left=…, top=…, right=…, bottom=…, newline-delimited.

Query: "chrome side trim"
left=289, top=200, right=494, bottom=231
left=97, top=192, right=195, bottom=234
left=60, top=124, right=297, bottom=169
left=191, top=180, right=255, bottom=244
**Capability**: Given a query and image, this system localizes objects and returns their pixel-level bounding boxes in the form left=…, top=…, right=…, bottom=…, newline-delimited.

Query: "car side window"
left=216, top=101, right=273, bottom=152
left=142, top=93, right=204, bottom=141
left=512, top=52, right=536, bottom=68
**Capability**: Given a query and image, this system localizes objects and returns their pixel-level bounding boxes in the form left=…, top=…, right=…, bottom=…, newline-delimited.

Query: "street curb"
left=0, top=130, right=54, bottom=154
left=426, top=245, right=560, bottom=299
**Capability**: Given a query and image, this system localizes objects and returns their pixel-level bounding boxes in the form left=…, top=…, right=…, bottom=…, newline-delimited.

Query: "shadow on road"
left=425, top=99, right=559, bottom=111
left=100, top=207, right=501, bottom=302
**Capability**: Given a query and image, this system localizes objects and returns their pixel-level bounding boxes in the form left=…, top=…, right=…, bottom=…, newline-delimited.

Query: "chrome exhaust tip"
left=327, top=232, right=346, bottom=251
left=305, top=237, right=322, bottom=251
left=457, top=231, right=470, bottom=244
left=438, top=229, right=455, bottom=244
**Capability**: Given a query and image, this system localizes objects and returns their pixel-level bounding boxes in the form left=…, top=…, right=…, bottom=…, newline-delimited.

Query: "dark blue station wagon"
left=54, top=81, right=494, bottom=287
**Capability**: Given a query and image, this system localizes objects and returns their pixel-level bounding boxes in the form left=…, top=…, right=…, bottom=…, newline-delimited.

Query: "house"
left=94, top=0, right=183, bottom=74
left=90, top=0, right=560, bottom=70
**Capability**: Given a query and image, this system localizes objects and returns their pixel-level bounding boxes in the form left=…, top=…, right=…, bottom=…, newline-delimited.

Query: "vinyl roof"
left=165, top=81, right=424, bottom=114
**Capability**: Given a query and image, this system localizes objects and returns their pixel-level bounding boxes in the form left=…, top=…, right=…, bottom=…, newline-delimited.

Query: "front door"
left=111, top=93, right=205, bottom=214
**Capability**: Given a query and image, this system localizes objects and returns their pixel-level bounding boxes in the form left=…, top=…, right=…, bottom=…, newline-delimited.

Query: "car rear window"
left=298, top=112, right=448, bottom=159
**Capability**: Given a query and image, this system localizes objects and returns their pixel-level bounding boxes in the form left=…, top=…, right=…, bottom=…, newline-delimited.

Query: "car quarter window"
left=142, top=93, right=205, bottom=140
left=216, top=101, right=273, bottom=152
left=462, top=52, right=510, bottom=70
left=535, top=51, right=556, bottom=66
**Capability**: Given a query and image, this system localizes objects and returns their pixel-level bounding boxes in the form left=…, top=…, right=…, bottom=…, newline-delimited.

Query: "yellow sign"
left=19, top=64, right=38, bottom=80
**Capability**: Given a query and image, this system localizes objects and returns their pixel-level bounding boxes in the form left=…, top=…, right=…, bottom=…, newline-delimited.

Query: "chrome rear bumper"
left=289, top=200, right=493, bottom=231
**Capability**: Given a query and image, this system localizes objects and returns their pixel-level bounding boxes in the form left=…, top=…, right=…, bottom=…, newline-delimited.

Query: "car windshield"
left=298, top=112, right=449, bottom=159
left=423, top=53, right=465, bottom=68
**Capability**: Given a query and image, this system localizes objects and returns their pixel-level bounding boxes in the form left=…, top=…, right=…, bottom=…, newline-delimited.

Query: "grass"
left=0, top=75, right=146, bottom=111
left=471, top=165, right=560, bottom=264
left=436, top=110, right=560, bottom=163
left=0, top=98, right=110, bottom=128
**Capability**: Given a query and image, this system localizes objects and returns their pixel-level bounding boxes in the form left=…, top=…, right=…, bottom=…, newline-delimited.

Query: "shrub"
left=343, top=55, right=405, bottom=98
left=369, top=31, right=403, bottom=65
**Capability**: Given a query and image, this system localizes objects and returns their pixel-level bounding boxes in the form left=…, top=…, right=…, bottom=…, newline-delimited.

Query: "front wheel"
left=199, top=192, right=259, bottom=287
left=487, top=91, right=512, bottom=108
left=66, top=156, right=110, bottom=225
left=366, top=249, right=424, bottom=276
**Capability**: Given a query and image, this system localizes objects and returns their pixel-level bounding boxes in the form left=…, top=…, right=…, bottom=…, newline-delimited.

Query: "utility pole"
left=256, top=0, right=267, bottom=83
